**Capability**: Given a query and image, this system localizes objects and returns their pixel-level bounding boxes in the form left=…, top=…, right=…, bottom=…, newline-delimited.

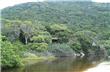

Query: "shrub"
left=1, top=41, right=22, bottom=68
left=70, top=41, right=81, bottom=53
left=30, top=31, right=52, bottom=44
left=28, top=43, right=48, bottom=52
left=30, top=35, right=52, bottom=44
left=48, top=43, right=75, bottom=57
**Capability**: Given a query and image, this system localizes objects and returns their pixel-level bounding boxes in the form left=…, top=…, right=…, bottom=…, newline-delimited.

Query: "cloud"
left=0, top=0, right=109, bottom=9
left=92, top=0, right=110, bottom=3
left=0, top=0, right=46, bottom=9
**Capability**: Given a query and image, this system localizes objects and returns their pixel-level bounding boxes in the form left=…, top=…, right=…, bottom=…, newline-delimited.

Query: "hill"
left=2, top=2, right=110, bottom=29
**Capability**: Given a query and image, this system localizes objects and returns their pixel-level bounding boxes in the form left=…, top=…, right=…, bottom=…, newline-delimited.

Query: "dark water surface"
left=2, top=57, right=110, bottom=72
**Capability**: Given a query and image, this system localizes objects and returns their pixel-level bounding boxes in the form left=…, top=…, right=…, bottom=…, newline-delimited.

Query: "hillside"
left=2, top=2, right=110, bottom=30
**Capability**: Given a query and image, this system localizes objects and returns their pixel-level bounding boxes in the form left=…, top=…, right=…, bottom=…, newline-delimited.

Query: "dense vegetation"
left=1, top=1, right=110, bottom=68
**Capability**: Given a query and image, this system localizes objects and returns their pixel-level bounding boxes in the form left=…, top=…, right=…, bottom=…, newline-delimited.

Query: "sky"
left=0, top=0, right=110, bottom=9
left=92, top=0, right=110, bottom=3
left=0, top=0, right=46, bottom=9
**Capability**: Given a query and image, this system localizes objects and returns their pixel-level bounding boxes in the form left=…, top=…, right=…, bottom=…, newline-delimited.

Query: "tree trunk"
left=25, top=37, right=28, bottom=44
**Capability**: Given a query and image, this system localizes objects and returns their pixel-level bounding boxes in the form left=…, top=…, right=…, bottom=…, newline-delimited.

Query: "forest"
left=1, top=1, right=110, bottom=68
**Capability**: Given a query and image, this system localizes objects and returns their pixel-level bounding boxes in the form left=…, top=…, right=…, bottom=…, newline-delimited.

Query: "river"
left=2, top=57, right=110, bottom=72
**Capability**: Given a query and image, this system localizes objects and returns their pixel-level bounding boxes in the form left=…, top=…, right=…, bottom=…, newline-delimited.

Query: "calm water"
left=2, top=57, right=110, bottom=72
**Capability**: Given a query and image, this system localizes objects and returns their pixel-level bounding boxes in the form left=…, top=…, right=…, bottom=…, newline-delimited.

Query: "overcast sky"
left=92, top=0, right=110, bottom=3
left=0, top=0, right=110, bottom=9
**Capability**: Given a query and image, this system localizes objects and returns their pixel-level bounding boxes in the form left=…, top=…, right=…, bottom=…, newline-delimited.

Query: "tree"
left=19, top=22, right=33, bottom=44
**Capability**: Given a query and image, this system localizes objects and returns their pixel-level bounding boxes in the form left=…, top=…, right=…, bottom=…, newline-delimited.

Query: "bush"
left=1, top=41, right=22, bottom=68
left=30, top=31, right=52, bottom=44
left=48, top=43, right=75, bottom=57
left=70, top=41, right=81, bottom=53
left=30, top=35, right=52, bottom=44
left=12, top=41, right=27, bottom=57
left=28, top=43, right=48, bottom=52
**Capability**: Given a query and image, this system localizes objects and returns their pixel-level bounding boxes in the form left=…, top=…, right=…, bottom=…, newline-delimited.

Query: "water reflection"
left=2, top=57, right=109, bottom=72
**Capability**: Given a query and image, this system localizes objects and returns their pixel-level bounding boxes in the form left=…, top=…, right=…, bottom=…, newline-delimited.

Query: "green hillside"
left=2, top=2, right=110, bottom=31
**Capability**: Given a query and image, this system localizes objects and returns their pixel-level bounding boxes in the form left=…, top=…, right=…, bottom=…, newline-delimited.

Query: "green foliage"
left=47, top=24, right=70, bottom=43
left=31, top=31, right=52, bottom=44
left=1, top=20, right=34, bottom=43
left=49, top=43, right=74, bottom=56
left=1, top=40, right=22, bottom=68
left=31, top=36, right=44, bottom=43
left=75, top=30, right=96, bottom=48
left=28, top=43, right=48, bottom=52
left=68, top=30, right=97, bottom=54
left=2, top=2, right=110, bottom=30
left=70, top=41, right=81, bottom=53
left=12, top=41, right=27, bottom=57
left=99, top=40, right=110, bottom=55
left=99, top=40, right=110, bottom=48
left=31, top=35, right=52, bottom=44
left=50, top=24, right=68, bottom=32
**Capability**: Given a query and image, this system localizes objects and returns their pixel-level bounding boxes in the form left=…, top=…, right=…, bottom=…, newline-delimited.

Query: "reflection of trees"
left=24, top=57, right=104, bottom=72
left=2, top=57, right=105, bottom=72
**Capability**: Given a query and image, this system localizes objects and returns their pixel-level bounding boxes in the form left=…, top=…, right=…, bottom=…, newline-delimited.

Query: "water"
left=2, top=57, right=110, bottom=72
